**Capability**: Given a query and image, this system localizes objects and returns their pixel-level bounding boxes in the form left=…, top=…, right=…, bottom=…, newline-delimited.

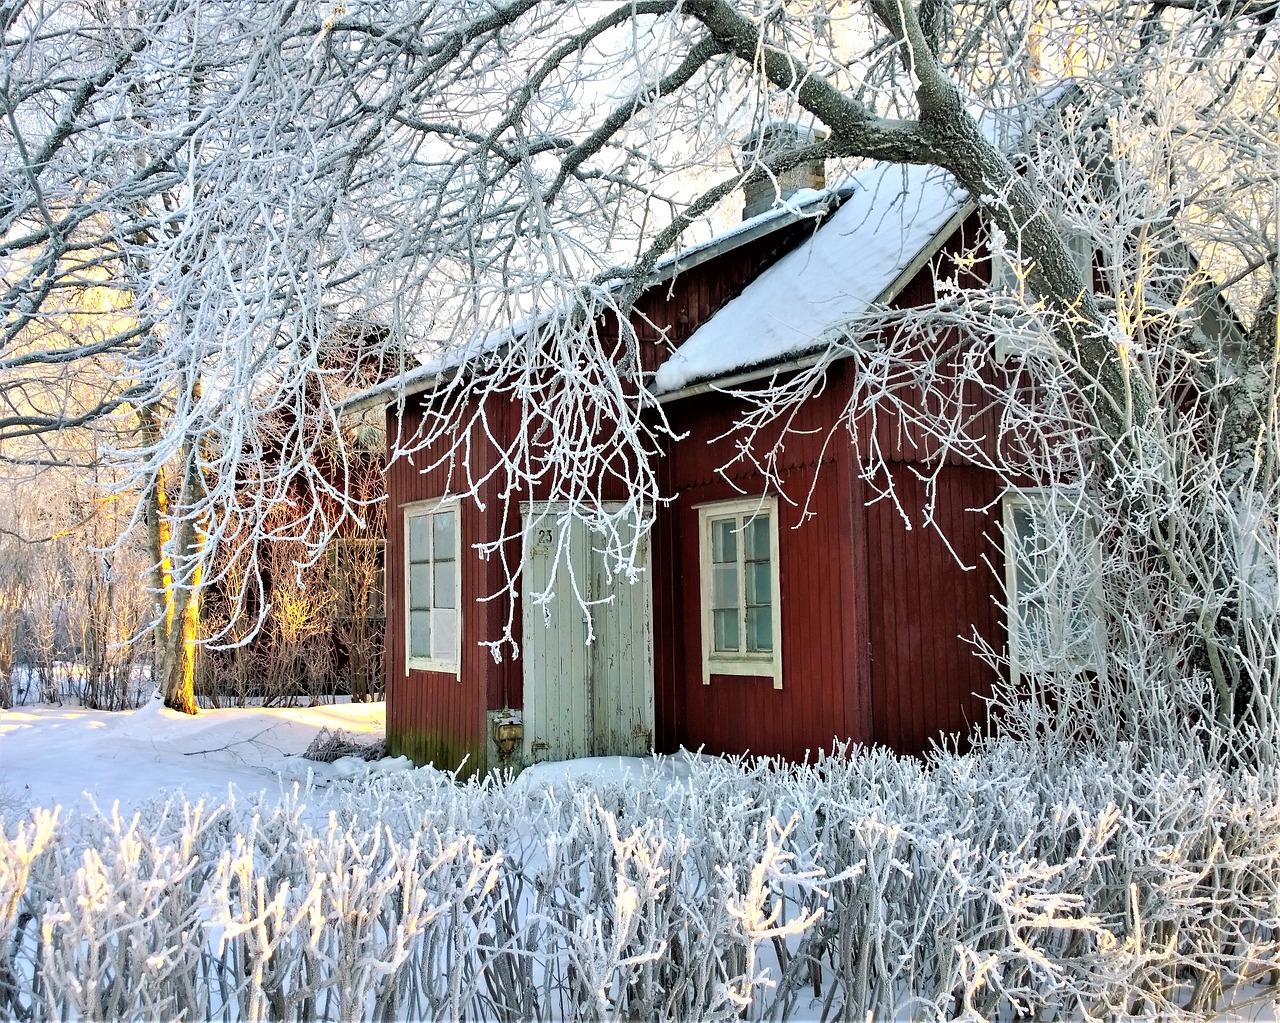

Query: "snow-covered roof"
left=650, top=85, right=1085, bottom=395
left=339, top=188, right=850, bottom=415
left=651, top=160, right=969, bottom=395
left=340, top=85, right=1082, bottom=414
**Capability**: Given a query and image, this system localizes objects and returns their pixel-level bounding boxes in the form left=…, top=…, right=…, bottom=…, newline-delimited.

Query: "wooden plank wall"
left=383, top=395, right=516, bottom=775
left=857, top=213, right=1005, bottom=753
left=656, top=371, right=868, bottom=761
left=864, top=463, right=1005, bottom=755
left=651, top=211, right=1007, bottom=761
left=633, top=219, right=830, bottom=375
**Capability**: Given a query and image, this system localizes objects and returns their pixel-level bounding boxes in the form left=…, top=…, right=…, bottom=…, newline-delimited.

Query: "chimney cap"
left=739, top=119, right=830, bottom=158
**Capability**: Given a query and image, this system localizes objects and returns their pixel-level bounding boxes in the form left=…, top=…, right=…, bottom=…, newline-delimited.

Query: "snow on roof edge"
left=650, top=162, right=969, bottom=395
left=338, top=188, right=855, bottom=416
left=649, top=84, right=1083, bottom=396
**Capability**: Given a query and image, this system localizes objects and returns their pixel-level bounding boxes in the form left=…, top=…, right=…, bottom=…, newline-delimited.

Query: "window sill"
left=407, top=658, right=461, bottom=678
left=703, top=656, right=782, bottom=690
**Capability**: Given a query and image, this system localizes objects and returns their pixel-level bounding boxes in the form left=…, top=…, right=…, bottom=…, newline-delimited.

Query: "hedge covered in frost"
left=3, top=741, right=1279, bottom=1021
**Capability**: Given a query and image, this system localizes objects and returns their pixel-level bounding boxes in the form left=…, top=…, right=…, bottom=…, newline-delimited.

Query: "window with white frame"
left=405, top=501, right=460, bottom=674
left=1002, top=490, right=1102, bottom=680
left=697, top=497, right=783, bottom=689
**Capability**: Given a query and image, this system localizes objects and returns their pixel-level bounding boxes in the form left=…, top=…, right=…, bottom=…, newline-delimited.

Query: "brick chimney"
left=741, top=121, right=828, bottom=220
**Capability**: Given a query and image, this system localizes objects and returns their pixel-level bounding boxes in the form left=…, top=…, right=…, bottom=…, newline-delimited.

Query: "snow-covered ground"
left=0, top=697, right=406, bottom=815
left=0, top=697, right=692, bottom=818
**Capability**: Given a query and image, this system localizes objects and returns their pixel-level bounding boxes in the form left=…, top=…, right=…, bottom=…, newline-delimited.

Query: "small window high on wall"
left=405, top=501, right=460, bottom=675
left=697, top=497, right=783, bottom=689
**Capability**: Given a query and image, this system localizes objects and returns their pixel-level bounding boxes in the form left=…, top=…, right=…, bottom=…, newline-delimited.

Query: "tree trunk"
left=140, top=410, right=204, bottom=716
left=160, top=563, right=201, bottom=716
left=161, top=443, right=206, bottom=715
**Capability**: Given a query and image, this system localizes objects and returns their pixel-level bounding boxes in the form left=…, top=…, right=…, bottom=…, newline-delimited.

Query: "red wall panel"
left=383, top=396, right=514, bottom=775
left=865, top=463, right=1004, bottom=755
left=382, top=204, right=1011, bottom=767
left=654, top=379, right=868, bottom=761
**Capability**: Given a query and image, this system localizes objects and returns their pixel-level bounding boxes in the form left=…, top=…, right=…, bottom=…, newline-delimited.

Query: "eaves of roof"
left=337, top=186, right=856, bottom=417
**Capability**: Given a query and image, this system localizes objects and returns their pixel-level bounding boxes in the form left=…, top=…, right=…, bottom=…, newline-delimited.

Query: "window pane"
left=408, top=515, right=430, bottom=561
left=1011, top=504, right=1050, bottom=596
left=712, top=564, right=738, bottom=610
left=409, top=564, right=431, bottom=610
left=433, top=559, right=455, bottom=609
left=746, top=515, right=771, bottom=561
left=433, top=609, right=458, bottom=661
left=745, top=561, right=771, bottom=607
left=711, top=518, right=736, bottom=564
left=409, top=610, right=431, bottom=658
left=713, top=608, right=740, bottom=652
left=433, top=510, right=455, bottom=559
left=746, top=606, right=772, bottom=652
left=1012, top=506, right=1044, bottom=566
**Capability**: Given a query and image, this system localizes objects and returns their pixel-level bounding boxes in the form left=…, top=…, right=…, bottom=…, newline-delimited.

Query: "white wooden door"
left=522, top=505, right=654, bottom=763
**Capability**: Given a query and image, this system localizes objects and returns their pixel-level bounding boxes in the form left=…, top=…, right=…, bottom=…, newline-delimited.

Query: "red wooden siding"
left=653, top=384, right=1005, bottom=760
left=655, top=370, right=868, bottom=761
left=633, top=218, right=833, bottom=374
left=383, top=395, right=517, bottom=775
left=865, top=463, right=1004, bottom=755
left=382, top=202, right=1013, bottom=768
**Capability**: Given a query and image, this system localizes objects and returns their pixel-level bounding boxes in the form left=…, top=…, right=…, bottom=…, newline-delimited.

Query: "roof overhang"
left=651, top=198, right=976, bottom=403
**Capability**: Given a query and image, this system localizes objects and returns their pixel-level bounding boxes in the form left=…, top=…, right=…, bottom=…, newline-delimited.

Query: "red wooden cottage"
left=354, top=151, right=1033, bottom=774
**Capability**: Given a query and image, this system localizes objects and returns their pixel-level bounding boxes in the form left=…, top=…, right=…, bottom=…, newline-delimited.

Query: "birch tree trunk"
left=137, top=408, right=203, bottom=715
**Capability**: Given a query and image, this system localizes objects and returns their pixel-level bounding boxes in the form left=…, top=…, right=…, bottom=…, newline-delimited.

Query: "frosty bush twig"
left=2, top=743, right=1279, bottom=1021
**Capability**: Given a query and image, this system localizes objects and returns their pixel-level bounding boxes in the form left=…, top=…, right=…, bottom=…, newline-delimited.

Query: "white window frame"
left=403, top=498, right=462, bottom=677
left=1002, top=488, right=1103, bottom=683
left=696, top=496, right=783, bottom=689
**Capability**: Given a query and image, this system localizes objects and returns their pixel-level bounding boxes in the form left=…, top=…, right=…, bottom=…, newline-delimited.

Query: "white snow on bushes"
left=3, top=740, right=1279, bottom=1021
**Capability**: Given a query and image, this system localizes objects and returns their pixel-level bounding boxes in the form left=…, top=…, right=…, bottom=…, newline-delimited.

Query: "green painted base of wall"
left=388, top=725, right=486, bottom=780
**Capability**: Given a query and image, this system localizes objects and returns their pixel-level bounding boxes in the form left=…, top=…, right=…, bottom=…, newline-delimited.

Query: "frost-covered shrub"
left=2, top=743, right=1278, bottom=1021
